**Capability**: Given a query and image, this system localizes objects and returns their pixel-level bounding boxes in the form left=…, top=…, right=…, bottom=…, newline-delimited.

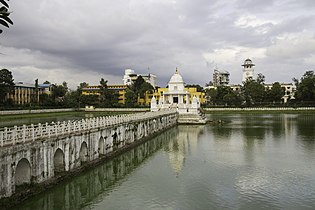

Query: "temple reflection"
left=166, top=125, right=205, bottom=176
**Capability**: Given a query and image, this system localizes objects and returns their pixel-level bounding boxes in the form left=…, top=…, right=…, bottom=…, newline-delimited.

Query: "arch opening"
left=15, top=158, right=31, bottom=187
left=54, top=148, right=65, bottom=174
left=99, top=137, right=105, bottom=155
left=79, top=142, right=88, bottom=164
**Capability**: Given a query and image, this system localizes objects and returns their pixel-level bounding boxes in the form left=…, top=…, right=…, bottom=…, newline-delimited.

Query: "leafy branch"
left=0, top=0, right=13, bottom=34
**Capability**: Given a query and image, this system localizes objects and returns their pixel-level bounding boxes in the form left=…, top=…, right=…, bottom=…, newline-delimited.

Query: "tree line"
left=1, top=68, right=315, bottom=109
left=206, top=71, right=315, bottom=107
left=0, top=69, right=154, bottom=109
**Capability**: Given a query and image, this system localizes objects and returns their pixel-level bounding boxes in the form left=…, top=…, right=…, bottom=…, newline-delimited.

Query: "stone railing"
left=84, top=108, right=150, bottom=112
left=0, top=110, right=177, bottom=147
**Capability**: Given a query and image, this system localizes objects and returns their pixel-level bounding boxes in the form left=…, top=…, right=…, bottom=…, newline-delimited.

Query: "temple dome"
left=169, top=69, right=184, bottom=84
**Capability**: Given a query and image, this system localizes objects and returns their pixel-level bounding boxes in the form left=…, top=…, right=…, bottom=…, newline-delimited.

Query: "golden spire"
left=175, top=67, right=178, bottom=74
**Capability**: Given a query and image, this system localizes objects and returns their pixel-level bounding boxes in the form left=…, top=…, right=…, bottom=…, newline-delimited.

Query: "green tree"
left=139, top=82, right=154, bottom=98
left=205, top=88, right=217, bottom=105
left=52, top=84, right=67, bottom=98
left=295, top=71, right=315, bottom=102
left=99, top=78, right=119, bottom=107
left=215, top=86, right=233, bottom=105
left=223, top=92, right=241, bottom=106
left=80, top=94, right=100, bottom=107
left=76, top=82, right=89, bottom=108
left=242, top=77, right=266, bottom=106
left=125, top=88, right=137, bottom=107
left=39, top=93, right=55, bottom=107
left=265, top=82, right=283, bottom=103
left=0, top=68, right=14, bottom=104
left=32, top=78, right=39, bottom=105
left=132, top=76, right=154, bottom=99
left=256, top=73, right=265, bottom=84
left=0, top=0, right=13, bottom=34
left=133, top=76, right=145, bottom=92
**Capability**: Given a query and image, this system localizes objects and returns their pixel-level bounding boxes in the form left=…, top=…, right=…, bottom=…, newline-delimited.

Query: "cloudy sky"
left=1, top=0, right=315, bottom=88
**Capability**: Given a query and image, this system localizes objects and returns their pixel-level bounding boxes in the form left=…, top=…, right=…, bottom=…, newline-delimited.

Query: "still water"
left=12, top=114, right=315, bottom=210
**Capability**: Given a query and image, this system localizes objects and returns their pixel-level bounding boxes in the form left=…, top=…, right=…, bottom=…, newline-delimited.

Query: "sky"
left=1, top=0, right=315, bottom=89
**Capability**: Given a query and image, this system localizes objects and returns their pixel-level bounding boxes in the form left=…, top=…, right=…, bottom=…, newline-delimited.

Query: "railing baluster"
left=0, top=110, right=177, bottom=147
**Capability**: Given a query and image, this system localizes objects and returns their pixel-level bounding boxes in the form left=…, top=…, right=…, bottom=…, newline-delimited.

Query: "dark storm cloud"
left=1, top=0, right=315, bottom=87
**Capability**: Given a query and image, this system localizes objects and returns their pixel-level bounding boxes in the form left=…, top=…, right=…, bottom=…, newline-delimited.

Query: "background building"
left=264, top=83, right=296, bottom=103
left=213, top=69, right=230, bottom=87
left=6, top=82, right=55, bottom=105
left=7, top=82, right=41, bottom=105
left=123, top=69, right=157, bottom=87
left=82, top=84, right=127, bottom=104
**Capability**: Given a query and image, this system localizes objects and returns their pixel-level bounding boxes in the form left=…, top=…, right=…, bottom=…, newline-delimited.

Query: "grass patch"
left=0, top=111, right=83, bottom=120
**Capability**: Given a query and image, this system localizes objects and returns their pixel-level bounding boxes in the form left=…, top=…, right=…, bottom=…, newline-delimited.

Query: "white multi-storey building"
left=213, top=69, right=230, bottom=87
left=122, top=69, right=157, bottom=87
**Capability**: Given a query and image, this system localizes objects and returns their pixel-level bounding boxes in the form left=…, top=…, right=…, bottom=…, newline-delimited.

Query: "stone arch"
left=54, top=148, right=65, bottom=174
left=15, top=158, right=31, bottom=186
left=99, top=136, right=105, bottom=155
left=112, top=132, right=118, bottom=150
left=79, top=141, right=88, bottom=164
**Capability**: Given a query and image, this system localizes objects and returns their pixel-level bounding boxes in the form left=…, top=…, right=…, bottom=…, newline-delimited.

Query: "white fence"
left=0, top=110, right=177, bottom=147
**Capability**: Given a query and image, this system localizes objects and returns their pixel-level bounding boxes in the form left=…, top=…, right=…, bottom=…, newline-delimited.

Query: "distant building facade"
left=123, top=69, right=157, bottom=87
left=264, top=83, right=296, bottom=103
left=6, top=82, right=40, bottom=105
left=213, top=69, right=230, bottom=87
left=6, top=82, right=54, bottom=105
left=82, top=84, right=127, bottom=104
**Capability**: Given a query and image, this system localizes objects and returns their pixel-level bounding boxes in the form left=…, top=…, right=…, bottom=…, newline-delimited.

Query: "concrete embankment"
left=204, top=107, right=315, bottom=113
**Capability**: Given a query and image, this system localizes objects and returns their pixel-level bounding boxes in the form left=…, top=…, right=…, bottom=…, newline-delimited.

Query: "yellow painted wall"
left=81, top=85, right=206, bottom=106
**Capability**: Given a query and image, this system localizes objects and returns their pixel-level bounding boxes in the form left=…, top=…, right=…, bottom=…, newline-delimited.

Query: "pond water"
left=11, top=113, right=315, bottom=210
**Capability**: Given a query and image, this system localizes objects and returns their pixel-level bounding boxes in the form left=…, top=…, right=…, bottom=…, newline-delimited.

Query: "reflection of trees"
left=16, top=128, right=176, bottom=210
left=296, top=115, right=315, bottom=151
left=212, top=125, right=232, bottom=140
left=241, top=116, right=266, bottom=141
left=271, top=115, right=283, bottom=138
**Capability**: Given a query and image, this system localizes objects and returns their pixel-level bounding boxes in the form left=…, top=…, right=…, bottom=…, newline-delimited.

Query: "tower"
left=242, top=58, right=255, bottom=82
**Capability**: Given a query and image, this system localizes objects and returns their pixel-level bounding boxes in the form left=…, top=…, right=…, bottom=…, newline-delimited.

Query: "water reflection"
left=296, top=114, right=315, bottom=152
left=12, top=128, right=176, bottom=210
left=10, top=114, right=315, bottom=210
left=165, top=125, right=204, bottom=176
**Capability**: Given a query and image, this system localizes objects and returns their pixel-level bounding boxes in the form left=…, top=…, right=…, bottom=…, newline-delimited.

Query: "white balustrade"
left=0, top=110, right=177, bottom=147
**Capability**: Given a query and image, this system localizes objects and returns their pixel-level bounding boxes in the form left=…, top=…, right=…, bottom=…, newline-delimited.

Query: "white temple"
left=151, top=69, right=207, bottom=124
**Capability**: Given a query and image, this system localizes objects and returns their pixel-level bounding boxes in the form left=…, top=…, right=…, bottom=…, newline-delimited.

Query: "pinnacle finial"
left=175, top=67, right=178, bottom=74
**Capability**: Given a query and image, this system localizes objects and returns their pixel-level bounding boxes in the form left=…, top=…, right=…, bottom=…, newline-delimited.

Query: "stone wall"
left=0, top=111, right=178, bottom=199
